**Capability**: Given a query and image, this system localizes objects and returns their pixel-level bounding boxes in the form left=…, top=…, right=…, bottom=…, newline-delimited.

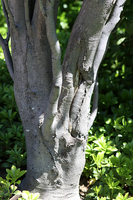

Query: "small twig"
left=10, top=194, right=21, bottom=200
left=1, top=0, right=17, bottom=59
left=1, top=0, right=10, bottom=42
left=0, top=0, right=14, bottom=81
left=0, top=34, right=14, bottom=81
left=3, top=0, right=16, bottom=29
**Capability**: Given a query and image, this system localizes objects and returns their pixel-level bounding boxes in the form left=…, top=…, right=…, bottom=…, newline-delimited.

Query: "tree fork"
left=0, top=0, right=127, bottom=199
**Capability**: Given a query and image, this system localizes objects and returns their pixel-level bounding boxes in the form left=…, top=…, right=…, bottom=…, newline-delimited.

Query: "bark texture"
left=0, top=0, right=126, bottom=199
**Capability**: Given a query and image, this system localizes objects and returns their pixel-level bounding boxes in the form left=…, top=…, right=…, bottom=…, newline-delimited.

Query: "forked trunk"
left=0, top=0, right=126, bottom=199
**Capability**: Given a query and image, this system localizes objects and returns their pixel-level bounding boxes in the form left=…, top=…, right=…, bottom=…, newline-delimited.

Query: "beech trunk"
left=0, top=0, right=126, bottom=199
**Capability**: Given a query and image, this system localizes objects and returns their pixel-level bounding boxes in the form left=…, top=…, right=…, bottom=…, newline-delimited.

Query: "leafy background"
left=0, top=0, right=133, bottom=199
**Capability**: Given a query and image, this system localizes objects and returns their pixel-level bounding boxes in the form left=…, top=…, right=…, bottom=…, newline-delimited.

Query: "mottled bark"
left=0, top=0, right=126, bottom=199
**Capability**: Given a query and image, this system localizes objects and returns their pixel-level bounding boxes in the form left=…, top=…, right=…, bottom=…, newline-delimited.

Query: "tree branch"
left=92, top=0, right=127, bottom=81
left=57, top=0, right=126, bottom=138
left=87, top=0, right=126, bottom=129
left=57, top=0, right=114, bottom=135
left=1, top=0, right=10, bottom=42
left=3, top=0, right=16, bottom=29
left=0, top=0, right=14, bottom=81
left=0, top=34, right=14, bottom=81
left=40, top=0, right=62, bottom=135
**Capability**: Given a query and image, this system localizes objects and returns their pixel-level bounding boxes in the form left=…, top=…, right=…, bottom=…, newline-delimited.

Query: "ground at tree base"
left=9, top=183, right=89, bottom=200
left=79, top=176, right=90, bottom=199
left=0, top=166, right=89, bottom=200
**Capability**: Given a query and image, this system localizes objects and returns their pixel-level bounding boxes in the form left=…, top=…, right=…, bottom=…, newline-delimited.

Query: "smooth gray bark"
left=0, top=0, right=126, bottom=199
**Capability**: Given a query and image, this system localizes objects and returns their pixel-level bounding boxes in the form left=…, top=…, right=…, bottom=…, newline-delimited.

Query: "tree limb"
left=92, top=0, right=127, bottom=81
left=40, top=0, right=62, bottom=135
left=57, top=0, right=126, bottom=137
left=3, top=0, right=16, bottom=29
left=1, top=0, right=10, bottom=42
left=57, top=0, right=114, bottom=134
left=0, top=0, right=14, bottom=81
left=87, top=0, right=126, bottom=130
left=0, top=34, right=14, bottom=81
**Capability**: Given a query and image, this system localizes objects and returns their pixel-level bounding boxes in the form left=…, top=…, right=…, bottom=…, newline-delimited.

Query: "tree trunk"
left=0, top=0, right=126, bottom=199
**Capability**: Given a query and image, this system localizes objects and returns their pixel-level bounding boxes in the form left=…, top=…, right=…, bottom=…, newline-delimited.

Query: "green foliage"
left=0, top=165, right=26, bottom=200
left=6, top=144, right=27, bottom=168
left=0, top=165, right=40, bottom=200
left=0, top=59, right=26, bottom=169
left=0, top=1, right=8, bottom=59
left=56, top=1, right=83, bottom=61
left=17, top=191, right=40, bottom=200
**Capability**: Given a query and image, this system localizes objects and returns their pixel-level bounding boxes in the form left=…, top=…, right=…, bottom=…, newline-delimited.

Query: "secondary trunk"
left=0, top=0, right=127, bottom=199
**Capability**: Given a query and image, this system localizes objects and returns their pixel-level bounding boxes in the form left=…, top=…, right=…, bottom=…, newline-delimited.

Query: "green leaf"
left=10, top=184, right=17, bottom=192
left=20, top=190, right=40, bottom=200
left=1, top=162, right=11, bottom=168
left=97, top=152, right=104, bottom=163
left=117, top=37, right=126, bottom=45
left=6, top=165, right=26, bottom=184
left=14, top=190, right=22, bottom=195
left=105, top=118, right=112, bottom=124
